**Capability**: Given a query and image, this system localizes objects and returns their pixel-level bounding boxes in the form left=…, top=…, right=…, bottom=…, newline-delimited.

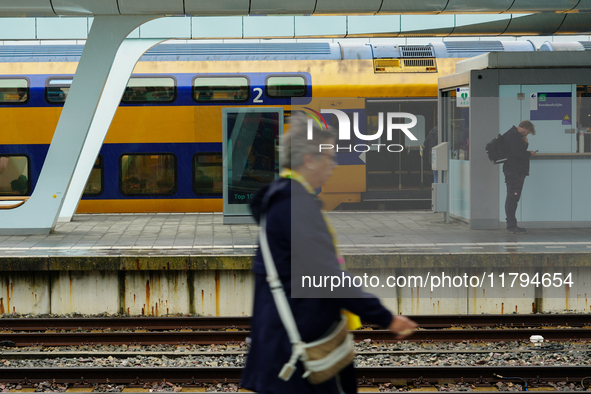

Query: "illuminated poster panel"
left=222, top=108, right=283, bottom=223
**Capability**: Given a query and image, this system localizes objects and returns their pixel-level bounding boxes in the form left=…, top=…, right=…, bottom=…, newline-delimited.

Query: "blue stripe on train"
left=0, top=142, right=223, bottom=200
left=0, top=73, right=312, bottom=108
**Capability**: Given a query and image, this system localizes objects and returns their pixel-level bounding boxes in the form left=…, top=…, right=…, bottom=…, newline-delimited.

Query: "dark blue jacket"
left=503, top=126, right=532, bottom=176
left=241, top=178, right=393, bottom=394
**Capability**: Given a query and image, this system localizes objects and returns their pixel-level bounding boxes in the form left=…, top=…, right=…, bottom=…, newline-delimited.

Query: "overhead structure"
left=1, top=0, right=591, bottom=16
left=2, top=13, right=591, bottom=39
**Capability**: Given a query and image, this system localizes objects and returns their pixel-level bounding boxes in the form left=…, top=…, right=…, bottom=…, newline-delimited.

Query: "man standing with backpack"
left=503, top=120, right=537, bottom=234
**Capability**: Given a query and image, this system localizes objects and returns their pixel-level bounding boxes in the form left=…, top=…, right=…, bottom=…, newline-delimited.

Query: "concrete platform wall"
left=0, top=265, right=587, bottom=316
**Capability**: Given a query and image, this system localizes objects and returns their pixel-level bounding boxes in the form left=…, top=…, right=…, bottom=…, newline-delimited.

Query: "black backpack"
left=485, top=132, right=508, bottom=164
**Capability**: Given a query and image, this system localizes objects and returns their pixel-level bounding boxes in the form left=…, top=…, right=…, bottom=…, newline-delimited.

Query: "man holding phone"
left=503, top=120, right=537, bottom=234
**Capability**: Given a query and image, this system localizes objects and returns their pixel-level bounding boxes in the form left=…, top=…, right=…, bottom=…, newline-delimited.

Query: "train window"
left=193, top=153, right=222, bottom=196
left=0, top=155, right=30, bottom=196
left=0, top=78, right=29, bottom=104
left=266, top=76, right=306, bottom=98
left=193, top=77, right=249, bottom=102
left=83, top=155, right=103, bottom=197
left=46, top=78, right=73, bottom=104
left=121, top=77, right=176, bottom=103
left=120, top=154, right=177, bottom=196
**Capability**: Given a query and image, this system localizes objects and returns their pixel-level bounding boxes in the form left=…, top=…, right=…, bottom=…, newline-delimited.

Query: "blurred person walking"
left=241, top=114, right=417, bottom=394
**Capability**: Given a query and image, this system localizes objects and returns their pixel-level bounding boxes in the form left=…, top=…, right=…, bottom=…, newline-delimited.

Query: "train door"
left=222, top=108, right=283, bottom=223
left=365, top=99, right=437, bottom=195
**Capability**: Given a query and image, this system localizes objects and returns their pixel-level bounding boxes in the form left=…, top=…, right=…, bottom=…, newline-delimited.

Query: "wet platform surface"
left=0, top=211, right=590, bottom=257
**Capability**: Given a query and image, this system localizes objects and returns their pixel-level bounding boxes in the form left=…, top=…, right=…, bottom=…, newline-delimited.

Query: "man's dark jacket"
left=503, top=126, right=532, bottom=176
left=241, top=178, right=393, bottom=394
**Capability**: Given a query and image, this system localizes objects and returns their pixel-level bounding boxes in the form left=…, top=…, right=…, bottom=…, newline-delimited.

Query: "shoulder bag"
left=259, top=215, right=356, bottom=385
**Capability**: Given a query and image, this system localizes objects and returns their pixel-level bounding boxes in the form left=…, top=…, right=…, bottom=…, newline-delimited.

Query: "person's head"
left=282, top=113, right=337, bottom=189
left=518, top=120, right=536, bottom=136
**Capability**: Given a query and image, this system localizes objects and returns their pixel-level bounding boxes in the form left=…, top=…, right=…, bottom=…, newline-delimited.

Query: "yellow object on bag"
left=343, top=310, right=362, bottom=330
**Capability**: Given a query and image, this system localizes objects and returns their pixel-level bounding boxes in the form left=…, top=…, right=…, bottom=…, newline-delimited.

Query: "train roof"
left=0, top=40, right=565, bottom=63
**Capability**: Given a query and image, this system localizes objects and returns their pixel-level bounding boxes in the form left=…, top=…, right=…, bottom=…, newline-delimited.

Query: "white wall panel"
left=37, top=17, right=88, bottom=39
left=295, top=16, right=346, bottom=37
left=140, top=16, right=190, bottom=38
left=347, top=16, right=400, bottom=37
left=453, top=14, right=511, bottom=34
left=0, top=18, right=37, bottom=39
left=503, top=13, right=565, bottom=35
left=401, top=15, right=455, bottom=35
left=243, top=16, right=294, bottom=38
left=192, top=16, right=242, bottom=39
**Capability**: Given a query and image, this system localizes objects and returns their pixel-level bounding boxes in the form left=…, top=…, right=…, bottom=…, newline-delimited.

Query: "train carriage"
left=0, top=40, right=535, bottom=213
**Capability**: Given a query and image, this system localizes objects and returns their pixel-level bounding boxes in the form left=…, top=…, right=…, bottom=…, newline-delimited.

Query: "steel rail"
left=2, top=328, right=591, bottom=346
left=0, top=366, right=589, bottom=385
left=0, top=314, right=589, bottom=331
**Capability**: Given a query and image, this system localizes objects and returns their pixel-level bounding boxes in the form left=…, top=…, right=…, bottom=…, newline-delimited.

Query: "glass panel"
left=121, top=77, right=175, bottom=103
left=267, top=76, right=306, bottom=98
left=83, top=156, right=103, bottom=196
left=120, top=154, right=176, bottom=196
left=193, top=77, right=248, bottom=102
left=193, top=153, right=222, bottom=196
left=0, top=156, right=29, bottom=195
left=443, top=89, right=470, bottom=161
left=46, top=78, right=73, bottom=103
left=577, top=85, right=591, bottom=153
left=226, top=111, right=280, bottom=207
left=0, top=79, right=28, bottom=103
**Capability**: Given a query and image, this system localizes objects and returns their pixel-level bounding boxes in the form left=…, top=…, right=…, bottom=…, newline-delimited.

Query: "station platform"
left=0, top=211, right=590, bottom=260
left=1, top=212, right=589, bottom=316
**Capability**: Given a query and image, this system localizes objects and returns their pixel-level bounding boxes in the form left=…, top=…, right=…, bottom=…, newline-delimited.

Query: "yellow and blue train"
left=0, top=40, right=537, bottom=213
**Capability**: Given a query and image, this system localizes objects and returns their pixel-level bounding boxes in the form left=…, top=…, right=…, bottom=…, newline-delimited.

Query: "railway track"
left=0, top=366, right=589, bottom=386
left=1, top=314, right=589, bottom=331
left=1, top=327, right=591, bottom=346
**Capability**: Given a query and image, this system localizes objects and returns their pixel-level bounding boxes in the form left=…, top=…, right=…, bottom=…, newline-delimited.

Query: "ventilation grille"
left=443, top=41, right=504, bottom=56
left=399, top=45, right=435, bottom=58
left=403, top=59, right=435, bottom=67
left=580, top=41, right=591, bottom=51
left=375, top=58, right=437, bottom=73
left=0, top=42, right=334, bottom=62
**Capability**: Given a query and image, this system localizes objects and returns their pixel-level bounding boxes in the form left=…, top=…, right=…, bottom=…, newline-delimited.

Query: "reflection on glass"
left=577, top=86, right=591, bottom=153
left=122, top=77, right=175, bottom=103
left=46, top=79, right=73, bottom=103
left=0, top=79, right=28, bottom=103
left=227, top=112, right=279, bottom=205
left=267, top=76, right=306, bottom=98
left=0, top=156, right=29, bottom=195
left=194, top=77, right=249, bottom=102
left=83, top=156, right=103, bottom=196
left=443, top=89, right=470, bottom=161
left=120, top=154, right=176, bottom=196
left=193, top=153, right=222, bottom=196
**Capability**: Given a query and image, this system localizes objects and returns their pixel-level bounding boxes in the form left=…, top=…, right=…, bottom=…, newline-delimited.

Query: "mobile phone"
left=534, top=150, right=539, bottom=153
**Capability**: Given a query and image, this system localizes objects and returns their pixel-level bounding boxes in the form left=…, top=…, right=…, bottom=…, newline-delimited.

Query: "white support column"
left=0, top=15, right=158, bottom=235
left=57, top=38, right=165, bottom=223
